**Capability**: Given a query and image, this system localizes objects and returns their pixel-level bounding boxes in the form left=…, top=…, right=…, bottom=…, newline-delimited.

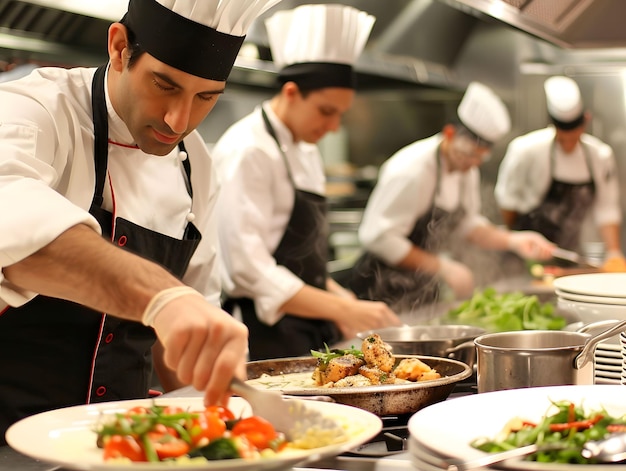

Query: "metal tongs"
left=551, top=247, right=602, bottom=268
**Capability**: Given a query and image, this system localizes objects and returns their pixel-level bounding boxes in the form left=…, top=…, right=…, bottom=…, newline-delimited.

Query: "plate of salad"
left=6, top=396, right=382, bottom=471
left=408, top=384, right=626, bottom=469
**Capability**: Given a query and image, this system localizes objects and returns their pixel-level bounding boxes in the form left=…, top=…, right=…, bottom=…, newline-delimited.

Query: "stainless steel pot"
left=357, top=325, right=485, bottom=369
left=474, top=320, right=626, bottom=393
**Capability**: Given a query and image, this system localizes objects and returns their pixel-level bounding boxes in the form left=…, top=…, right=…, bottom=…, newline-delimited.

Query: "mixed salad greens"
left=444, top=288, right=567, bottom=332
left=472, top=399, right=626, bottom=464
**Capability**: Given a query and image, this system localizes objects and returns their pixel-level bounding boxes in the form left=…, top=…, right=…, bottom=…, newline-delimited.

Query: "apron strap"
left=261, top=107, right=297, bottom=188
left=91, top=65, right=108, bottom=208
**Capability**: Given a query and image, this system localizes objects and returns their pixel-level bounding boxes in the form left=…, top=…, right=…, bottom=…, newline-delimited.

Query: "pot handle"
left=444, top=340, right=476, bottom=358
left=574, top=319, right=626, bottom=370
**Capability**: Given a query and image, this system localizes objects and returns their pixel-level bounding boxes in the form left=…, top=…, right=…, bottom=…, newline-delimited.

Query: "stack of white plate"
left=554, top=273, right=626, bottom=385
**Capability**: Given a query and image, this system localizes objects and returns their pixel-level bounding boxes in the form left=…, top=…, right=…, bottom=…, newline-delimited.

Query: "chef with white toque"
left=495, top=75, right=624, bottom=270
left=0, top=0, right=282, bottom=443
left=213, top=4, right=402, bottom=361
left=350, top=82, right=556, bottom=311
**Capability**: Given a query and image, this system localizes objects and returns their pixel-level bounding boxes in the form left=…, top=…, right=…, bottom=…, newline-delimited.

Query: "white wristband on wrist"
left=141, top=286, right=203, bottom=327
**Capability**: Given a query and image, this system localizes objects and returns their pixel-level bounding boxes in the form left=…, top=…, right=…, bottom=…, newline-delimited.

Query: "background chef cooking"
left=495, top=75, right=625, bottom=271
left=349, top=82, right=556, bottom=311
left=0, top=0, right=281, bottom=444
left=213, top=4, right=402, bottom=361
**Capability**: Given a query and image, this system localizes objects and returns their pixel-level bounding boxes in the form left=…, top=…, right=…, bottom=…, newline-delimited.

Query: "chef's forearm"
left=3, top=223, right=182, bottom=320
left=466, top=224, right=510, bottom=251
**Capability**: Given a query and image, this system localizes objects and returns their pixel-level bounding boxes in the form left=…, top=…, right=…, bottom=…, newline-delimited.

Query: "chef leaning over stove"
left=213, top=4, right=402, bottom=361
left=350, top=83, right=556, bottom=311
left=0, top=0, right=282, bottom=444
left=495, top=76, right=626, bottom=272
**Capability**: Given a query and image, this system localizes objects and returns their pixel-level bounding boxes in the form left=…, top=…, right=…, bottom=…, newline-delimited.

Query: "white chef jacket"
left=494, top=127, right=621, bottom=226
left=0, top=66, right=222, bottom=310
left=359, top=133, right=490, bottom=266
left=213, top=103, right=326, bottom=325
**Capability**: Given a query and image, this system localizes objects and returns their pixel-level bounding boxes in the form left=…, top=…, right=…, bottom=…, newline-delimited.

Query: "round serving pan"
left=246, top=355, right=472, bottom=416
left=357, top=325, right=485, bottom=370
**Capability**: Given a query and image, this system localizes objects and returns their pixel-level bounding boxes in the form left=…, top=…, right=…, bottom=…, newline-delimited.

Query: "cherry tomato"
left=206, top=405, right=235, bottom=422
left=147, top=431, right=191, bottom=460
left=103, top=435, right=147, bottom=462
left=231, top=416, right=280, bottom=450
left=188, top=409, right=227, bottom=445
left=161, top=405, right=186, bottom=415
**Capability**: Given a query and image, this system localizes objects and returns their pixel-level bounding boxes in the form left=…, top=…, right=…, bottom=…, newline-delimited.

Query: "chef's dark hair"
left=118, top=19, right=145, bottom=69
left=277, top=62, right=356, bottom=93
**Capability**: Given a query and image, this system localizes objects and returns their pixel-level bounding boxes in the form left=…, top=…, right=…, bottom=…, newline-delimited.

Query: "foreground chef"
left=350, top=82, right=556, bottom=310
left=495, top=76, right=625, bottom=270
left=0, top=0, right=281, bottom=443
left=213, top=4, right=402, bottom=361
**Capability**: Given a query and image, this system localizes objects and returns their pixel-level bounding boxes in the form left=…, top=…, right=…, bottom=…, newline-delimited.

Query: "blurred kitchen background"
left=3, top=0, right=626, bottom=285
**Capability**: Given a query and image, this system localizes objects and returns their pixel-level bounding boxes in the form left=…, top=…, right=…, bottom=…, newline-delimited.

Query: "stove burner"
left=342, top=377, right=478, bottom=458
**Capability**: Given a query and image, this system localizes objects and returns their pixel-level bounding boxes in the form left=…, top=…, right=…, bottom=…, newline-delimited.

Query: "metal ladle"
left=445, top=433, right=626, bottom=470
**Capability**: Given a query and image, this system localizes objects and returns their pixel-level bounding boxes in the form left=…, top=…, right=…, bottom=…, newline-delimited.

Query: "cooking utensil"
left=444, top=442, right=571, bottom=470
left=444, top=432, right=626, bottom=470
left=552, top=247, right=602, bottom=268
left=245, top=355, right=472, bottom=416
left=356, top=325, right=484, bottom=369
left=474, top=319, right=626, bottom=392
left=230, top=377, right=343, bottom=441
left=582, top=432, right=626, bottom=462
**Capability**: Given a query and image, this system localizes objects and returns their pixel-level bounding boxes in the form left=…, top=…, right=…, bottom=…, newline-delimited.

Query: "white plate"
left=597, top=342, right=622, bottom=352
left=595, top=370, right=622, bottom=379
left=408, top=384, right=626, bottom=470
left=6, top=396, right=382, bottom=471
left=595, top=357, right=623, bottom=366
left=556, top=290, right=626, bottom=305
left=595, top=377, right=621, bottom=385
left=554, top=273, right=626, bottom=298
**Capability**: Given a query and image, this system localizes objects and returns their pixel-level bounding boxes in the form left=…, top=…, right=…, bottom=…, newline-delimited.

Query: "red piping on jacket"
left=108, top=138, right=139, bottom=149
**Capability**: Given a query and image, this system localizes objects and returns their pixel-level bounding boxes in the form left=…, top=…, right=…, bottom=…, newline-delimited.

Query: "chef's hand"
left=146, top=287, right=248, bottom=407
left=507, top=230, right=555, bottom=261
left=437, top=257, right=475, bottom=299
left=334, top=299, right=402, bottom=340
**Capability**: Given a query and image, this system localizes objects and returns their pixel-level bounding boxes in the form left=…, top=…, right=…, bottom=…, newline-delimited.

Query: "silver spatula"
left=230, top=377, right=345, bottom=443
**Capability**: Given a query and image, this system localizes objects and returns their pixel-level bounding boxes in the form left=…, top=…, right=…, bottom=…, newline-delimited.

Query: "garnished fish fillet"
left=394, top=358, right=441, bottom=381
left=361, top=334, right=395, bottom=373
left=358, top=365, right=396, bottom=385
left=313, top=353, right=365, bottom=385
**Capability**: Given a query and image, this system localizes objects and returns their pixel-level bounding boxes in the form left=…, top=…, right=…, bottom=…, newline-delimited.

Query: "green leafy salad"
left=444, top=288, right=566, bottom=332
left=472, top=400, right=626, bottom=464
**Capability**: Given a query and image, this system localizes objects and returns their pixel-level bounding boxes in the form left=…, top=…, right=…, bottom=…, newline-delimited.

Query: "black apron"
left=512, top=141, right=596, bottom=252
left=350, top=149, right=466, bottom=312
left=223, top=108, right=340, bottom=361
left=0, top=65, right=201, bottom=442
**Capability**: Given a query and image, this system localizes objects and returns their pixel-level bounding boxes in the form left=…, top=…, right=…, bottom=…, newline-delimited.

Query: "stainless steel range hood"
left=4, top=0, right=624, bottom=90
left=438, top=0, right=626, bottom=49
left=0, top=0, right=475, bottom=90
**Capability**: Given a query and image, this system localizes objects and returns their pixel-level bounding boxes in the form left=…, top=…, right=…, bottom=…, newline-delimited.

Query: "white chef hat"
left=457, top=82, right=511, bottom=144
left=265, top=4, right=375, bottom=90
left=544, top=76, right=585, bottom=129
left=121, top=0, right=283, bottom=81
